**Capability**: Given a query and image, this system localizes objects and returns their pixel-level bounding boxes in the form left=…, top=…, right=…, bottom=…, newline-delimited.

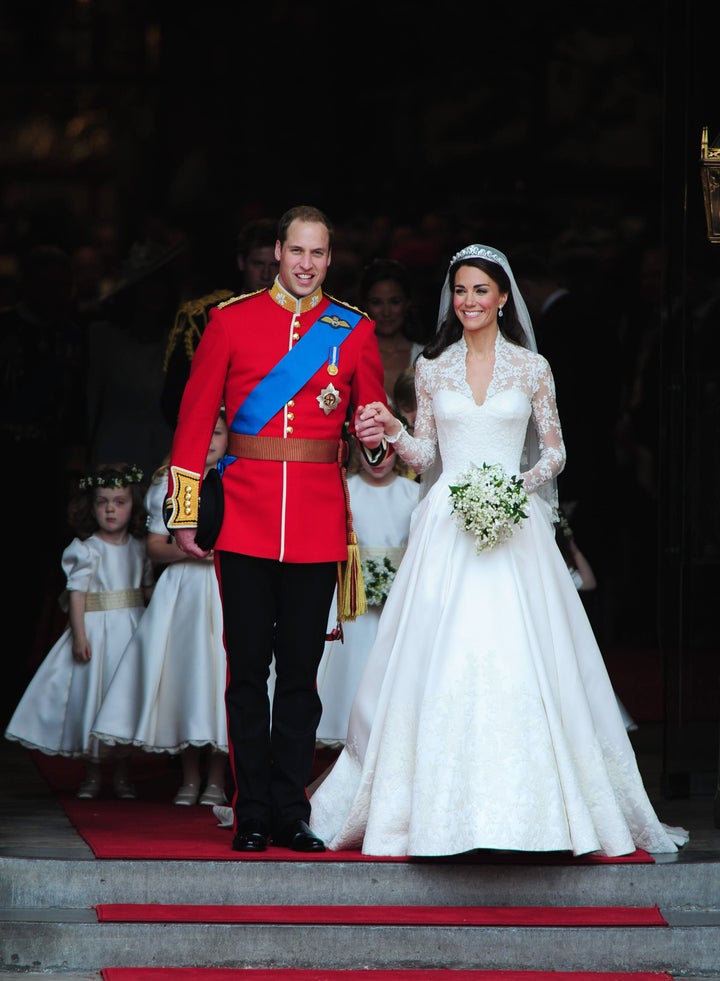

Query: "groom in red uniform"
left=165, top=205, right=388, bottom=852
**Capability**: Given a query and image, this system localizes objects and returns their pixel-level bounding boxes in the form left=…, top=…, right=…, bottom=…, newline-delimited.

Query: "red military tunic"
left=165, top=282, right=387, bottom=562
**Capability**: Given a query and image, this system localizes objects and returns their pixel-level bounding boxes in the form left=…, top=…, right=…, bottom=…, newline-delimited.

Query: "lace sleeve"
left=388, top=356, right=438, bottom=474
left=520, top=355, right=566, bottom=495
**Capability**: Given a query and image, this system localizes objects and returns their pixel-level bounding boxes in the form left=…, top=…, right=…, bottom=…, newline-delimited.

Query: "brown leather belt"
left=228, top=433, right=340, bottom=464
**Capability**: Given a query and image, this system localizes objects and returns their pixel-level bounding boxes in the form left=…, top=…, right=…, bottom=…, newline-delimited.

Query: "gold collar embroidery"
left=269, top=279, right=323, bottom=315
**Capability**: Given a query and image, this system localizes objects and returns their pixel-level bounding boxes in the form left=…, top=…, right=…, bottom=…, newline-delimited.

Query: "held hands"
left=174, top=527, right=211, bottom=561
left=355, top=403, right=403, bottom=447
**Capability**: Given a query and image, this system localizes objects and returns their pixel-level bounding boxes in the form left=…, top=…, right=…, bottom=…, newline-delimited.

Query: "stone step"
left=3, top=853, right=720, bottom=908
left=0, top=975, right=718, bottom=981
left=3, top=738, right=719, bottom=978
left=2, top=908, right=720, bottom=974
left=2, top=850, right=720, bottom=975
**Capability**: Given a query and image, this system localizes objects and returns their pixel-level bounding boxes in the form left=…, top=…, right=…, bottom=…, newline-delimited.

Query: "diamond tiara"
left=450, top=245, right=506, bottom=266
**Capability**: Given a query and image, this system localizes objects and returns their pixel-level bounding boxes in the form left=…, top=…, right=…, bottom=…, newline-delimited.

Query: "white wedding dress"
left=309, top=333, right=688, bottom=857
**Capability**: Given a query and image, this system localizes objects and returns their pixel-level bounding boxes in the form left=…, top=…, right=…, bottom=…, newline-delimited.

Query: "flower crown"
left=557, top=512, right=574, bottom=538
left=78, top=464, right=144, bottom=490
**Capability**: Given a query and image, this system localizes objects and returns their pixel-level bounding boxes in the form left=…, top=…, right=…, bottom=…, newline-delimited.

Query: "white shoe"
left=76, top=776, right=101, bottom=799
left=174, top=782, right=200, bottom=806
left=113, top=777, right=136, bottom=800
left=213, top=804, right=234, bottom=828
left=199, top=783, right=228, bottom=806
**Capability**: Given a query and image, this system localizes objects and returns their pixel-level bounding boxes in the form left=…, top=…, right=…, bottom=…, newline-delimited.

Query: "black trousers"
left=217, top=551, right=337, bottom=832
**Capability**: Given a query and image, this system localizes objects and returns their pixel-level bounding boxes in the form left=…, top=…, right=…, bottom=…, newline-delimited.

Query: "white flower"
left=362, top=555, right=397, bottom=606
left=78, top=464, right=144, bottom=491
left=449, top=463, right=528, bottom=554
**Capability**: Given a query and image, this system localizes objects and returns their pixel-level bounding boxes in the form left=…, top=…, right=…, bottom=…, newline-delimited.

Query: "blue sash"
left=218, top=302, right=362, bottom=473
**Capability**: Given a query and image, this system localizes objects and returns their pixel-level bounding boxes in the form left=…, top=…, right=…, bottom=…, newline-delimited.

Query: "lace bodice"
left=391, top=332, right=566, bottom=496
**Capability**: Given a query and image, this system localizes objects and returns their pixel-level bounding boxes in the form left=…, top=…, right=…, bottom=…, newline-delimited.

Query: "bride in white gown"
left=308, top=244, right=688, bottom=859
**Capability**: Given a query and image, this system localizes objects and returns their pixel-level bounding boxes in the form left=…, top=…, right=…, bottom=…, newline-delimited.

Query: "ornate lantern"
left=700, top=126, right=720, bottom=243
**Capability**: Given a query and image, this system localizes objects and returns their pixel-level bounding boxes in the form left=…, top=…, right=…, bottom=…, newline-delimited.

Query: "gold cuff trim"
left=85, top=588, right=144, bottom=612
left=166, top=466, right=201, bottom=529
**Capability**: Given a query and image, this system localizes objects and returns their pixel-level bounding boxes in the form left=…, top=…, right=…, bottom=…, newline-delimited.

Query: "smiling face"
left=275, top=219, right=331, bottom=298
left=452, top=264, right=508, bottom=335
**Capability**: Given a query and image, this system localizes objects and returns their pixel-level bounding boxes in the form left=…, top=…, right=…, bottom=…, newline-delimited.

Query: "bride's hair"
left=423, top=257, right=525, bottom=360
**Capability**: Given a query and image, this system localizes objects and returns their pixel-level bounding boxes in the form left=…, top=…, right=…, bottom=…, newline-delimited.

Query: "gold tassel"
left=335, top=435, right=367, bottom=622
left=337, top=530, right=367, bottom=622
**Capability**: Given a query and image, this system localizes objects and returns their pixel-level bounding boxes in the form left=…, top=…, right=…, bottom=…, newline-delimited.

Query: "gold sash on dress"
left=84, top=588, right=144, bottom=612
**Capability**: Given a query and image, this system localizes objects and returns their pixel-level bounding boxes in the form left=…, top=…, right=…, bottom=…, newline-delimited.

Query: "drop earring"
left=498, top=306, right=504, bottom=318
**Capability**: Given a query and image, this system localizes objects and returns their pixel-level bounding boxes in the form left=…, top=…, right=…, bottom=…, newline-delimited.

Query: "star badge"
left=317, top=382, right=342, bottom=415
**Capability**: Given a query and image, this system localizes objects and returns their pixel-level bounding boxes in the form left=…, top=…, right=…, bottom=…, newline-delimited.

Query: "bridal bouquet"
left=449, top=462, right=529, bottom=554
left=362, top=555, right=397, bottom=606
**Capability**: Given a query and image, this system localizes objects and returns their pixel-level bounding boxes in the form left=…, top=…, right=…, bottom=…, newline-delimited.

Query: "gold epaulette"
left=324, top=293, right=370, bottom=320
left=216, top=287, right=266, bottom=309
left=165, top=466, right=202, bottom=529
left=163, top=289, right=234, bottom=370
left=181, top=289, right=234, bottom=317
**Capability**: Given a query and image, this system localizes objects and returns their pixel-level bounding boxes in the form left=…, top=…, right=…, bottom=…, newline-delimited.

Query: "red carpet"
left=101, top=970, right=675, bottom=981
left=96, top=903, right=668, bottom=926
left=32, top=752, right=654, bottom=864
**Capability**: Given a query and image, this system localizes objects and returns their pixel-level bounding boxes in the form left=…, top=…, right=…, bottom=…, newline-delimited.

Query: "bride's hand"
left=355, top=402, right=402, bottom=445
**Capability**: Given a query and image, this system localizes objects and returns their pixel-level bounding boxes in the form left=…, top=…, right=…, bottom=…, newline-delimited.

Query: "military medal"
left=327, top=345, right=339, bottom=376
left=317, top=382, right=341, bottom=415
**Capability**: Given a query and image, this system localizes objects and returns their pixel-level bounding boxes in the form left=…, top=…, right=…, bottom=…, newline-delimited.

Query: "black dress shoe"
left=232, top=819, right=268, bottom=852
left=272, top=819, right=326, bottom=852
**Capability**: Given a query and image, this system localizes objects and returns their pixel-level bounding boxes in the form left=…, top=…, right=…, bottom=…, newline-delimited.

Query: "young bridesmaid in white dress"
left=5, top=463, right=153, bottom=799
left=316, top=441, right=420, bottom=747
left=309, top=245, right=688, bottom=859
left=91, top=413, right=242, bottom=806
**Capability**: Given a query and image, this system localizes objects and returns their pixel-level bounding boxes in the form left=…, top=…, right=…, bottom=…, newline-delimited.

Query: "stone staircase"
left=2, top=850, right=720, bottom=977
left=1, top=733, right=719, bottom=980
